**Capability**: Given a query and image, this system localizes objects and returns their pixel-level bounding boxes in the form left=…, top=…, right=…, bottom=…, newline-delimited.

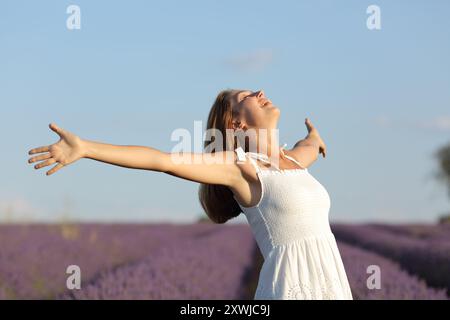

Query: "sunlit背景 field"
left=0, top=222, right=448, bottom=300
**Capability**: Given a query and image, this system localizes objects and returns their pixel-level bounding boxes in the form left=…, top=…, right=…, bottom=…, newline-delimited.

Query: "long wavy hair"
left=198, top=89, right=244, bottom=224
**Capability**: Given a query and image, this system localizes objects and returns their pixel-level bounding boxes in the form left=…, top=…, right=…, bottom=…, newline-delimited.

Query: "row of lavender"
left=59, top=225, right=256, bottom=299
left=0, top=223, right=448, bottom=299
left=367, top=223, right=450, bottom=242
left=331, top=223, right=450, bottom=296
left=56, top=223, right=449, bottom=300
left=249, top=240, right=447, bottom=300
left=59, top=237, right=448, bottom=299
left=0, top=223, right=245, bottom=299
left=337, top=242, right=447, bottom=299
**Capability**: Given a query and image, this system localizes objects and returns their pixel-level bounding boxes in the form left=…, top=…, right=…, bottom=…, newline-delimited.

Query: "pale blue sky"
left=1, top=0, right=449, bottom=224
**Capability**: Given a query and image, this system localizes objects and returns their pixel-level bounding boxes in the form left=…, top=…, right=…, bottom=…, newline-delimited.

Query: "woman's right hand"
left=28, top=123, right=86, bottom=176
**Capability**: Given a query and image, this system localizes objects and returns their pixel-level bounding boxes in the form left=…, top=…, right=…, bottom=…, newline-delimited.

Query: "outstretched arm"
left=28, top=123, right=242, bottom=187
left=288, top=118, right=327, bottom=168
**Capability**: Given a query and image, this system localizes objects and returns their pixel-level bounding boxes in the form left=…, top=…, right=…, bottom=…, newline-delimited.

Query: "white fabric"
left=233, top=147, right=353, bottom=300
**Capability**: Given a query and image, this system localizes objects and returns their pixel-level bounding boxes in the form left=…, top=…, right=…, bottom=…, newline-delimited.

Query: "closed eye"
left=240, top=91, right=252, bottom=102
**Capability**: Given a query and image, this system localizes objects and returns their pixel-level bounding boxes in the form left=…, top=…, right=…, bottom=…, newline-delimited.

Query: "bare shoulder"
left=283, top=147, right=316, bottom=169
left=283, top=148, right=300, bottom=160
left=228, top=152, right=260, bottom=192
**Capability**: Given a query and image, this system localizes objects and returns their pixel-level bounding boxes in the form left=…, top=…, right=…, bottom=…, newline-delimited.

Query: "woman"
left=27, top=89, right=353, bottom=300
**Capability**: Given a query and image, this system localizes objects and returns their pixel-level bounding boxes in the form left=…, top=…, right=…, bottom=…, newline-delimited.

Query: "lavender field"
left=332, top=223, right=450, bottom=298
left=0, top=222, right=448, bottom=300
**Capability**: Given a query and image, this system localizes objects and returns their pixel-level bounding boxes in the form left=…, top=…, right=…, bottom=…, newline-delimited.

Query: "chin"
left=271, top=105, right=280, bottom=115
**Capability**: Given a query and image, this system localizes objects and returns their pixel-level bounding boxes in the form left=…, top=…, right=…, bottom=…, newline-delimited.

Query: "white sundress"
left=233, top=146, right=353, bottom=300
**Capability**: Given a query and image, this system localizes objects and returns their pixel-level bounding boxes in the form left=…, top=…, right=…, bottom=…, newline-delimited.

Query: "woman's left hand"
left=305, top=118, right=327, bottom=158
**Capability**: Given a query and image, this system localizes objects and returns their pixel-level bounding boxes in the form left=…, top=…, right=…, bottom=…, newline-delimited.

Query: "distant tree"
left=439, top=215, right=450, bottom=224
left=434, top=142, right=450, bottom=224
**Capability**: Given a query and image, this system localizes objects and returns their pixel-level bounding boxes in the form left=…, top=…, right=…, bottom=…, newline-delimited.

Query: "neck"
left=254, top=129, right=281, bottom=159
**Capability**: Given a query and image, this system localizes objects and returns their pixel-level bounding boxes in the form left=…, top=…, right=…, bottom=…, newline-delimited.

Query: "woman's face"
left=231, top=89, right=280, bottom=131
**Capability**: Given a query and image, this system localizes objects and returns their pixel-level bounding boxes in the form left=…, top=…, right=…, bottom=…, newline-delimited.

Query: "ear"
left=231, top=119, right=243, bottom=130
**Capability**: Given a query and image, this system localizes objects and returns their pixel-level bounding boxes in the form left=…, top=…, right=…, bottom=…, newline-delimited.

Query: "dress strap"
left=280, top=143, right=305, bottom=169
left=235, top=147, right=272, bottom=174
left=235, top=147, right=282, bottom=173
left=235, top=144, right=305, bottom=172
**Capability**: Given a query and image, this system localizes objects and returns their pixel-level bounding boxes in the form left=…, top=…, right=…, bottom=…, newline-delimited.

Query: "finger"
left=46, top=163, right=64, bottom=176
left=49, top=123, right=66, bottom=137
left=305, top=118, right=314, bottom=130
left=28, top=153, right=51, bottom=164
left=34, top=158, right=56, bottom=170
left=28, top=146, right=50, bottom=155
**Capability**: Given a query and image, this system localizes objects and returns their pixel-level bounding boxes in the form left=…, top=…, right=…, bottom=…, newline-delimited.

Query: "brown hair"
left=198, top=89, right=243, bottom=224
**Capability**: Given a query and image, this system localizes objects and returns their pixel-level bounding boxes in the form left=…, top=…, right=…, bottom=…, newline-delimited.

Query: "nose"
left=256, top=90, right=265, bottom=98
